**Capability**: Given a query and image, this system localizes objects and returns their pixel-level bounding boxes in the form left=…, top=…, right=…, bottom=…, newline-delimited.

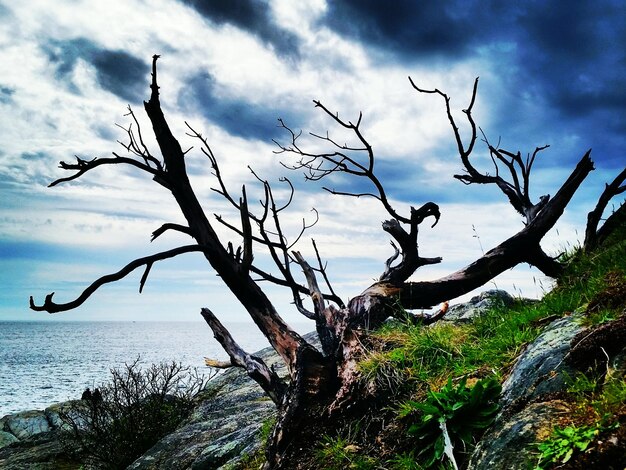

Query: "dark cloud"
left=323, top=1, right=625, bottom=160
left=180, top=0, right=300, bottom=58
left=515, top=2, right=626, bottom=118
left=0, top=85, right=15, bottom=104
left=178, top=71, right=299, bottom=141
left=322, top=0, right=514, bottom=60
left=42, top=38, right=149, bottom=102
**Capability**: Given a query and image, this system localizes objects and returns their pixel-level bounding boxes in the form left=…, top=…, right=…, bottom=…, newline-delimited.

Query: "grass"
left=360, top=225, right=626, bottom=395
left=238, top=416, right=277, bottom=469
left=314, top=435, right=380, bottom=470
left=358, top=301, right=550, bottom=396
left=351, top=224, right=626, bottom=468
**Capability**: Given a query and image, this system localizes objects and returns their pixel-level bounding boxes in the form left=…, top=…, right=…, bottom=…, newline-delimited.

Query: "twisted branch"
left=30, top=245, right=211, bottom=313
left=410, top=76, right=551, bottom=224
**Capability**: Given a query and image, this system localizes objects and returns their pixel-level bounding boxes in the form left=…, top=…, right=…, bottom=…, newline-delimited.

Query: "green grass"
left=359, top=301, right=550, bottom=394
left=314, top=435, right=380, bottom=470
left=360, top=226, right=626, bottom=395
left=354, top=225, right=626, bottom=468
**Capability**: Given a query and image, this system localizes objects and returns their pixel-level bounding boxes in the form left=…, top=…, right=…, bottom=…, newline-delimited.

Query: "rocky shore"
left=2, top=290, right=624, bottom=469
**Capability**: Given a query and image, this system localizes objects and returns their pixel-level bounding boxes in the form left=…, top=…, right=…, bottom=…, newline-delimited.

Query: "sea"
left=0, top=321, right=274, bottom=417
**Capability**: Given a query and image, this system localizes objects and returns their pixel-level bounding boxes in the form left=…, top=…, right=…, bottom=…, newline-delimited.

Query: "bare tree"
left=31, top=57, right=624, bottom=468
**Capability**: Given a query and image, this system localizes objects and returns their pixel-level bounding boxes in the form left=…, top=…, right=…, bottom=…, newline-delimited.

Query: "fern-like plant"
left=400, top=376, right=501, bottom=468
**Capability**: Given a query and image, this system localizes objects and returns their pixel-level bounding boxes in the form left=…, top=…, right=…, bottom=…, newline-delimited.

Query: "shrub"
left=59, top=358, right=207, bottom=469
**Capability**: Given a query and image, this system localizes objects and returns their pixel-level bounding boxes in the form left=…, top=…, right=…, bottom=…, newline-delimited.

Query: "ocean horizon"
left=0, top=320, right=280, bottom=417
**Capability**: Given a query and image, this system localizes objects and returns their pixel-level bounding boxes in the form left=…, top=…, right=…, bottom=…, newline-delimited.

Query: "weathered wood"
left=142, top=56, right=313, bottom=373
left=200, top=308, right=286, bottom=405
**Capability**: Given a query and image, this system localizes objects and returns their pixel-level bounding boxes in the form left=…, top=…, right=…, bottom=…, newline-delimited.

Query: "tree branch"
left=276, top=108, right=410, bottom=225
left=201, top=308, right=286, bottom=405
left=410, top=76, right=552, bottom=225
left=379, top=202, right=442, bottom=283
left=116, top=106, right=163, bottom=171
left=584, top=166, right=626, bottom=251
left=30, top=245, right=211, bottom=313
left=292, top=251, right=325, bottom=317
left=151, top=223, right=192, bottom=242
left=49, top=155, right=164, bottom=188
left=399, top=151, right=595, bottom=308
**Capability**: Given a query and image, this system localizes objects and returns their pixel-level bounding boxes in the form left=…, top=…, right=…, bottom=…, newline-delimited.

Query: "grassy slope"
left=314, top=224, right=626, bottom=470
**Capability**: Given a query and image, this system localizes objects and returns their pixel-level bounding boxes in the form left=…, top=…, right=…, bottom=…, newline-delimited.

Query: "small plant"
left=315, top=435, right=379, bottom=470
left=400, top=376, right=501, bottom=468
left=534, top=422, right=618, bottom=470
left=59, top=358, right=206, bottom=469
left=581, top=308, right=618, bottom=326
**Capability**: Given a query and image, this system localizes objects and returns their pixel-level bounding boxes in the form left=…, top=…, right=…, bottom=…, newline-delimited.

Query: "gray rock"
left=0, top=410, right=52, bottom=440
left=443, top=290, right=517, bottom=323
left=128, top=334, right=321, bottom=470
left=469, top=401, right=570, bottom=470
left=0, top=431, right=18, bottom=449
left=44, top=400, right=88, bottom=432
left=500, top=313, right=585, bottom=408
left=469, top=312, right=589, bottom=469
left=0, top=436, right=77, bottom=470
left=193, top=422, right=264, bottom=469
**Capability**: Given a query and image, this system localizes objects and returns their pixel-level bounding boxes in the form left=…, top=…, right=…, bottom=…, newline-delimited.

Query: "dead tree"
left=30, top=57, right=624, bottom=468
left=584, top=167, right=626, bottom=252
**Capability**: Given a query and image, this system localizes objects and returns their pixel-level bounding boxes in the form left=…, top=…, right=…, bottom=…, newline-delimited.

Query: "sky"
left=0, top=0, right=624, bottom=327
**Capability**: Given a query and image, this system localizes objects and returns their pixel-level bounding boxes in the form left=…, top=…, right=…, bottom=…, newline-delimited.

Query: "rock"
left=44, top=401, right=88, bottom=432
left=443, top=290, right=517, bottom=323
left=0, top=404, right=82, bottom=469
left=0, top=431, right=18, bottom=449
left=127, top=389, right=275, bottom=470
left=469, top=400, right=571, bottom=470
left=469, top=312, right=589, bottom=469
left=194, top=422, right=265, bottom=469
left=0, top=410, right=52, bottom=440
left=129, top=333, right=317, bottom=469
left=0, top=435, right=79, bottom=470
left=500, top=313, right=585, bottom=408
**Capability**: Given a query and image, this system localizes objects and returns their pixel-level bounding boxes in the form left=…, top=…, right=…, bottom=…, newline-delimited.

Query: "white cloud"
left=0, top=0, right=612, bottom=323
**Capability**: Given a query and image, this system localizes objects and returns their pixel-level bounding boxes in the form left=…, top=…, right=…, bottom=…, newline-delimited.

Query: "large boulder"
left=0, top=403, right=83, bottom=469
left=500, top=312, right=585, bottom=408
left=470, top=401, right=571, bottom=470
left=443, top=290, right=517, bottom=323
left=0, top=410, right=52, bottom=440
left=469, top=312, right=587, bottom=469
left=0, top=435, right=78, bottom=470
left=0, top=431, right=18, bottom=449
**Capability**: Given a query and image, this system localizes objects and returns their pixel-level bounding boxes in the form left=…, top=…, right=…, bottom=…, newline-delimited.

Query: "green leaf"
left=433, top=435, right=445, bottom=459
left=562, top=447, right=574, bottom=463
left=452, top=401, right=464, bottom=411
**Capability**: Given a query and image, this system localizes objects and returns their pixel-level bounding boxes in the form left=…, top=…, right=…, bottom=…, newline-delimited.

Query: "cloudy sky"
left=1, top=0, right=624, bottom=326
